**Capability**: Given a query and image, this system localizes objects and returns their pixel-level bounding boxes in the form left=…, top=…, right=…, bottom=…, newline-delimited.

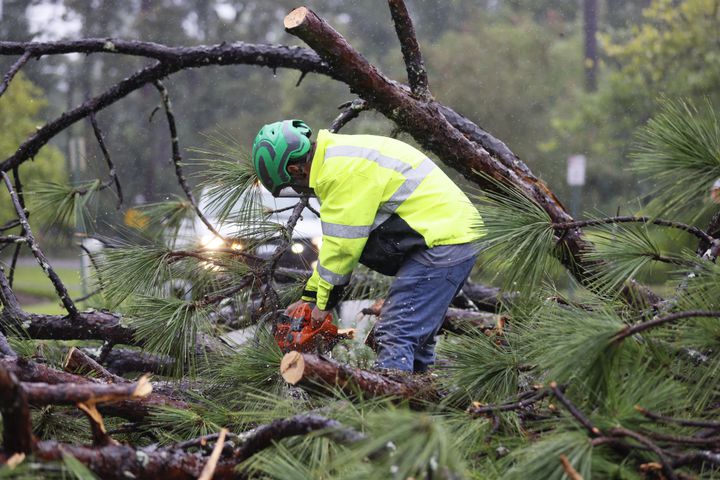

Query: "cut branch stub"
left=280, top=351, right=438, bottom=402
left=64, top=346, right=124, bottom=383
left=77, top=401, right=118, bottom=447
left=22, top=375, right=152, bottom=407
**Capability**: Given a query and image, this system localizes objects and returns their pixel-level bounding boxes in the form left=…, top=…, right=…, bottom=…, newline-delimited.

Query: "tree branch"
left=608, top=427, right=678, bottom=480
left=387, top=0, right=430, bottom=99
left=641, top=430, right=720, bottom=447
left=549, top=382, right=600, bottom=437
left=0, top=39, right=331, bottom=71
left=1, top=172, right=78, bottom=317
left=698, top=208, right=720, bottom=255
left=282, top=6, right=619, bottom=296
left=89, top=112, right=123, bottom=209
left=553, top=216, right=716, bottom=245
left=198, top=428, right=227, bottom=480
left=671, top=450, right=720, bottom=469
left=330, top=98, right=368, bottom=133
left=13, top=310, right=137, bottom=345
left=613, top=310, right=720, bottom=343
left=234, top=413, right=365, bottom=460
left=0, top=234, right=26, bottom=243
left=0, top=41, right=333, bottom=174
left=0, top=265, right=22, bottom=320
left=77, top=401, right=117, bottom=447
left=635, top=405, right=720, bottom=430
left=0, top=51, right=31, bottom=98
left=559, top=454, right=584, bottom=480
left=103, top=348, right=174, bottom=376
left=21, top=376, right=152, bottom=407
left=467, top=388, right=550, bottom=417
left=32, top=440, right=236, bottom=479
left=28, top=413, right=362, bottom=479
left=256, top=197, right=309, bottom=319
left=8, top=167, right=26, bottom=288
left=280, top=351, right=439, bottom=402
left=1, top=356, right=188, bottom=422
left=63, top=347, right=125, bottom=383
left=152, top=80, right=227, bottom=245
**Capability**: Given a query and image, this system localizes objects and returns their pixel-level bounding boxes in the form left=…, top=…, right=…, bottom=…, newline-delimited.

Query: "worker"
left=252, top=119, right=484, bottom=373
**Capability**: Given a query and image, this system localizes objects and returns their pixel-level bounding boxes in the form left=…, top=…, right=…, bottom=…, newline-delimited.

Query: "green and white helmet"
left=251, top=119, right=313, bottom=196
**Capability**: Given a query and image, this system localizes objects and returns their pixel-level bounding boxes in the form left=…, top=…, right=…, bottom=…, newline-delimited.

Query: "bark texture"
left=280, top=351, right=439, bottom=402
left=22, top=376, right=151, bottom=406
left=0, top=357, right=188, bottom=421
left=26, top=413, right=363, bottom=480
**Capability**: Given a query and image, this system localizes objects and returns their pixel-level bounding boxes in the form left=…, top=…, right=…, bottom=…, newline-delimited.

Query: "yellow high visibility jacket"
left=301, top=129, right=484, bottom=310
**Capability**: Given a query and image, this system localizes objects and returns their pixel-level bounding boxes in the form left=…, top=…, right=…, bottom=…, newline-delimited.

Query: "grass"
left=11, top=263, right=84, bottom=315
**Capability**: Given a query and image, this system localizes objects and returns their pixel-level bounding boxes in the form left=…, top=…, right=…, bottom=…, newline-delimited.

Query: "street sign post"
left=567, top=154, right=586, bottom=218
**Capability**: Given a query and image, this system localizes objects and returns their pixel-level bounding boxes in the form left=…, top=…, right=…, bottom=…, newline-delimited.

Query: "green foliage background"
left=0, top=73, right=66, bottom=229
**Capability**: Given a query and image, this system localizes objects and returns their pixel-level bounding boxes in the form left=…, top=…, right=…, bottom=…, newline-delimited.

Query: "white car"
left=191, top=186, right=323, bottom=270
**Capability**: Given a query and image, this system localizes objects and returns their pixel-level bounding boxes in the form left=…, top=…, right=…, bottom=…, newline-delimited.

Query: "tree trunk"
left=584, top=0, right=598, bottom=91
left=280, top=351, right=439, bottom=402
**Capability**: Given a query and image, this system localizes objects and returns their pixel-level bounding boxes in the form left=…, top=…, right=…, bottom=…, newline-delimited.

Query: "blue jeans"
left=374, top=255, right=476, bottom=372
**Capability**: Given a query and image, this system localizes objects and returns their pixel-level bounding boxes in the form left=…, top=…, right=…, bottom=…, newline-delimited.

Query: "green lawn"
left=12, top=264, right=85, bottom=315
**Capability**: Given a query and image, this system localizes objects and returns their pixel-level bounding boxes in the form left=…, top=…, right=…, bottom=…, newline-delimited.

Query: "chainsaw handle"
left=310, top=307, right=333, bottom=330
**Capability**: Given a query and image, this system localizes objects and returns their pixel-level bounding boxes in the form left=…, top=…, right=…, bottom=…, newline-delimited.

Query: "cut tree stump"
left=280, top=351, right=439, bottom=402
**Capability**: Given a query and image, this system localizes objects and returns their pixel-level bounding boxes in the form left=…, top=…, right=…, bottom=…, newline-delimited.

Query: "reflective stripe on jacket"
left=301, top=129, right=484, bottom=310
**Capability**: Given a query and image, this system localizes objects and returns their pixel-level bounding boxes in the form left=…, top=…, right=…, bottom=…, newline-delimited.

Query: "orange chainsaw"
left=274, top=302, right=355, bottom=353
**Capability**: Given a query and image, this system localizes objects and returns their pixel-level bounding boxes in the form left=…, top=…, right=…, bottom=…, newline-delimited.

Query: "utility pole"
left=583, top=0, right=598, bottom=91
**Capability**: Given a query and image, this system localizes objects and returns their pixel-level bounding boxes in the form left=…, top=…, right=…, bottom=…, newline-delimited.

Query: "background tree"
left=0, top=1, right=718, bottom=479
left=0, top=74, right=65, bottom=228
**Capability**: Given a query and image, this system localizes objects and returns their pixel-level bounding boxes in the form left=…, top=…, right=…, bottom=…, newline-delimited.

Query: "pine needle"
left=127, top=296, right=215, bottom=376
left=329, top=408, right=468, bottom=479
left=148, top=394, right=226, bottom=443
left=204, top=326, right=285, bottom=405
left=95, top=244, right=175, bottom=307
left=517, top=302, right=633, bottom=402
left=437, top=328, right=523, bottom=406
left=469, top=179, right=557, bottom=292
left=632, top=97, right=720, bottom=220
left=595, top=364, right=688, bottom=429
left=188, top=129, right=259, bottom=226
left=28, top=180, right=102, bottom=231
left=503, top=431, right=593, bottom=480
left=136, top=196, right=195, bottom=243
left=582, top=221, right=687, bottom=297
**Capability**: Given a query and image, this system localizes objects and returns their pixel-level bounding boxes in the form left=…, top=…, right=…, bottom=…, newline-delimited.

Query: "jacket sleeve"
left=303, top=172, right=383, bottom=310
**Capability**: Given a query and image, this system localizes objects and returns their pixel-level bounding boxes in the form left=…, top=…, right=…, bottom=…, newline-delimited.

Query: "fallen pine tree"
left=0, top=1, right=718, bottom=478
